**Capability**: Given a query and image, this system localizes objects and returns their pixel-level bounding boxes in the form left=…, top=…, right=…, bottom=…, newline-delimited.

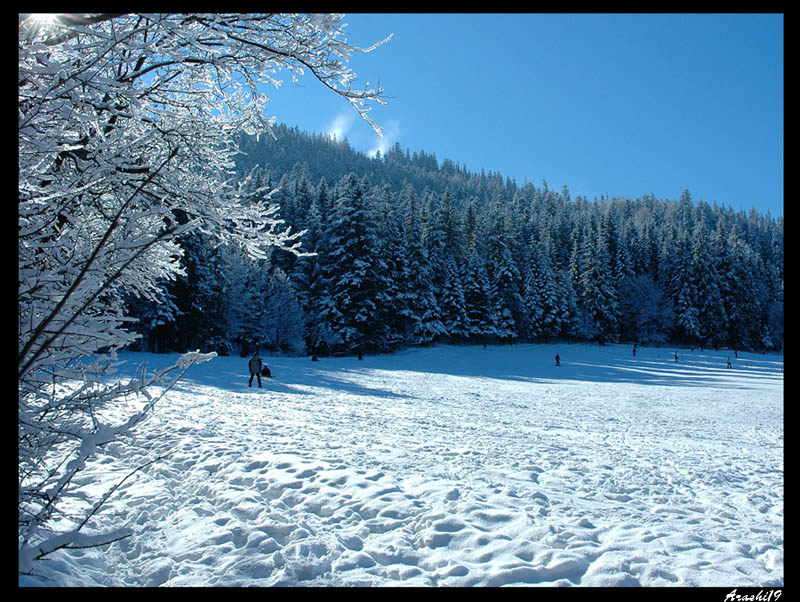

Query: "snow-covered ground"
left=20, top=343, right=783, bottom=587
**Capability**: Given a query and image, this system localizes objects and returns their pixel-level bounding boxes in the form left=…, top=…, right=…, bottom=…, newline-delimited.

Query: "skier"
left=248, top=351, right=263, bottom=388
left=555, top=353, right=560, bottom=367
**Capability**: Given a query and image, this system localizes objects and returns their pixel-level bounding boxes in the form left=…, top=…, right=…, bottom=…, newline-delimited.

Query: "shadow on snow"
left=118, top=343, right=783, bottom=395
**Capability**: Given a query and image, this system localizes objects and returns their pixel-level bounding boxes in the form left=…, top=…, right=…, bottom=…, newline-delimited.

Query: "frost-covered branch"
left=19, top=147, right=181, bottom=381
left=18, top=351, right=216, bottom=574
left=19, top=12, right=389, bottom=576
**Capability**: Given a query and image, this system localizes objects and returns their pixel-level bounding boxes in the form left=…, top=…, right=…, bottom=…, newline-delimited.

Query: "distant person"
left=555, top=353, right=560, bottom=367
left=248, top=351, right=263, bottom=388
left=727, top=356, right=732, bottom=369
left=632, top=343, right=637, bottom=357
left=674, top=351, right=679, bottom=362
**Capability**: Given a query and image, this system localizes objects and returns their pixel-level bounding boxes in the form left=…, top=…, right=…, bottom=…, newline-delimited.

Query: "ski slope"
left=20, top=343, right=784, bottom=587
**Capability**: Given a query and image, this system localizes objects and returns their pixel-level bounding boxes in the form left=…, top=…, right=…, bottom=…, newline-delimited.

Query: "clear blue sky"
left=264, top=13, right=783, bottom=218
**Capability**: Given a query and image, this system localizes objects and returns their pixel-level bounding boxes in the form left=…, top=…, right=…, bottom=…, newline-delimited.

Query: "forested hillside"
left=126, top=124, right=783, bottom=356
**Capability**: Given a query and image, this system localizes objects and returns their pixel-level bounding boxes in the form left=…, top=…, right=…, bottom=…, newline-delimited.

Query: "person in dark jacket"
left=248, top=351, right=263, bottom=388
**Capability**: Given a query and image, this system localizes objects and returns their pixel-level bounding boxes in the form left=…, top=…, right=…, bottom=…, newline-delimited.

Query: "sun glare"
left=30, top=13, right=59, bottom=25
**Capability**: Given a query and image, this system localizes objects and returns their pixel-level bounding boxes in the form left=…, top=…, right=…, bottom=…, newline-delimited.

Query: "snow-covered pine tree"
left=439, top=256, right=471, bottom=341
left=463, top=199, right=480, bottom=254
left=269, top=173, right=303, bottom=277
left=260, top=268, right=307, bottom=354
left=522, top=238, right=562, bottom=342
left=290, top=189, right=328, bottom=313
left=290, top=171, right=316, bottom=233
left=170, top=231, right=228, bottom=354
left=322, top=174, right=387, bottom=353
left=439, top=189, right=465, bottom=260
left=618, top=273, right=674, bottom=345
left=489, top=246, right=521, bottom=343
left=722, top=225, right=765, bottom=350
left=665, top=231, right=701, bottom=346
left=690, top=222, right=728, bottom=348
left=463, top=249, right=496, bottom=344
left=520, top=273, right=544, bottom=341
left=291, top=192, right=342, bottom=356
left=218, top=243, right=272, bottom=355
left=422, top=190, right=449, bottom=309
left=316, top=177, right=333, bottom=227
left=373, top=185, right=411, bottom=349
left=763, top=224, right=784, bottom=350
left=576, top=220, right=619, bottom=344
left=271, top=169, right=316, bottom=278
left=400, top=186, right=447, bottom=345
left=556, top=267, right=582, bottom=342
left=484, top=209, right=522, bottom=343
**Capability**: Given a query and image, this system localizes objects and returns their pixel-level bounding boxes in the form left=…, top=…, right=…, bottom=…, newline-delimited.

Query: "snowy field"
left=20, top=343, right=783, bottom=587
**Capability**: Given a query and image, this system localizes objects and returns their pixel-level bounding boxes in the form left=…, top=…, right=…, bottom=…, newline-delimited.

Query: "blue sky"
left=264, top=13, right=783, bottom=218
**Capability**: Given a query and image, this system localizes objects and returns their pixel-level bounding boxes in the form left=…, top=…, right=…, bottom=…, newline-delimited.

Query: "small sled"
left=261, top=366, right=273, bottom=378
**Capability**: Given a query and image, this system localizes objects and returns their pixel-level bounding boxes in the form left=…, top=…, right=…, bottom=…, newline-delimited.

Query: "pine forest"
left=124, top=124, right=784, bottom=358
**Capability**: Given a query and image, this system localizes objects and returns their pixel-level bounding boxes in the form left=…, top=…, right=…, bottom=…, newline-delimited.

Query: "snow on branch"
left=19, top=12, right=389, bottom=576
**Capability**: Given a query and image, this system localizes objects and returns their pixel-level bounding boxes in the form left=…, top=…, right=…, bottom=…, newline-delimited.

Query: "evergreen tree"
left=484, top=209, right=522, bottom=343
left=664, top=232, right=701, bottom=345
left=463, top=250, right=495, bottom=343
left=421, top=190, right=448, bottom=308
left=489, top=246, right=521, bottom=343
left=218, top=244, right=271, bottom=355
left=260, top=268, right=306, bottom=354
left=290, top=170, right=316, bottom=233
left=618, top=273, right=673, bottom=345
left=321, top=173, right=386, bottom=353
left=400, top=185, right=447, bottom=344
left=722, top=226, right=764, bottom=350
left=374, top=185, right=410, bottom=349
left=270, top=173, right=301, bottom=276
left=172, top=232, right=228, bottom=354
left=522, top=239, right=562, bottom=341
left=690, top=222, right=727, bottom=347
left=577, top=221, right=619, bottom=344
left=439, top=256, right=471, bottom=341
left=556, top=268, right=582, bottom=341
left=316, top=177, right=333, bottom=226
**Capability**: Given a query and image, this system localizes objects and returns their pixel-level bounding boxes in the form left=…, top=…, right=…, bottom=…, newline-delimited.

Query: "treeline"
left=125, top=125, right=784, bottom=356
